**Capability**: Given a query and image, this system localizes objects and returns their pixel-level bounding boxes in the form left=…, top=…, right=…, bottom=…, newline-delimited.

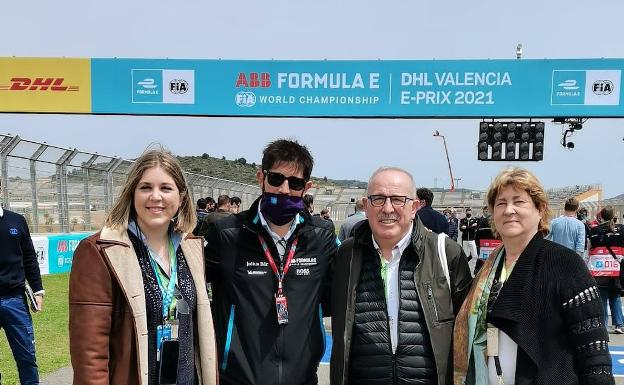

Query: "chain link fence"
left=0, top=134, right=260, bottom=233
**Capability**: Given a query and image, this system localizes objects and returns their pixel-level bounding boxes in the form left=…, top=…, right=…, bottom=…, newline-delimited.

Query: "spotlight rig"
left=477, top=121, right=545, bottom=161
left=554, top=118, right=585, bottom=149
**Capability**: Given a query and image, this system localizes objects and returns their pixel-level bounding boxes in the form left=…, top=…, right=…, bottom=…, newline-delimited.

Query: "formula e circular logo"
left=593, top=80, right=613, bottom=95
left=169, top=79, right=189, bottom=94
left=235, top=91, right=256, bottom=107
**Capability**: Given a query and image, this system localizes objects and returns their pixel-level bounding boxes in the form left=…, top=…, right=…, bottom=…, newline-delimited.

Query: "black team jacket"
left=205, top=197, right=338, bottom=385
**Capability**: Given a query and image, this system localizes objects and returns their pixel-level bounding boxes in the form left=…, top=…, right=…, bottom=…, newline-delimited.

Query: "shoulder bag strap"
left=437, top=233, right=451, bottom=292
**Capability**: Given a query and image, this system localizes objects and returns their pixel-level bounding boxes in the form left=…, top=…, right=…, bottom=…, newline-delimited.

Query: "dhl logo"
left=0, top=77, right=79, bottom=92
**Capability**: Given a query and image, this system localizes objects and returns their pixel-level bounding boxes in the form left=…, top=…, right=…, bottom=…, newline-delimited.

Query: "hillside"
left=177, top=155, right=366, bottom=189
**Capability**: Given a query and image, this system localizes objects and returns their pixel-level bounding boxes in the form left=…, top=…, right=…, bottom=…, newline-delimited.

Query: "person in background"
left=474, top=205, right=495, bottom=275
left=0, top=179, right=44, bottom=385
left=303, top=193, right=315, bottom=215
left=460, top=207, right=479, bottom=274
left=338, top=198, right=366, bottom=242
left=454, top=167, right=613, bottom=385
left=444, top=207, right=459, bottom=242
left=205, top=197, right=216, bottom=213
left=546, top=197, right=585, bottom=255
left=229, top=196, right=241, bottom=214
left=415, top=187, right=449, bottom=235
left=578, top=207, right=592, bottom=254
left=69, top=148, right=218, bottom=385
left=319, top=207, right=336, bottom=234
left=193, top=197, right=210, bottom=235
left=588, top=206, right=624, bottom=334
left=195, top=195, right=232, bottom=237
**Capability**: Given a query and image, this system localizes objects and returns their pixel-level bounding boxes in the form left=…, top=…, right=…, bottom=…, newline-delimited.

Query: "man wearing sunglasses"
left=330, top=167, right=472, bottom=385
left=204, top=139, right=338, bottom=385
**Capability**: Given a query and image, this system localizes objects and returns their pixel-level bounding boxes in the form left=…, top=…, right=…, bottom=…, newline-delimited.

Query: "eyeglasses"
left=367, top=195, right=413, bottom=208
left=264, top=170, right=307, bottom=191
left=487, top=280, right=503, bottom=315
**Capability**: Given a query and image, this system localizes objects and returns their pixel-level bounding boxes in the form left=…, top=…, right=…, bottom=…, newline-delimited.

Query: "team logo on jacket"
left=9, top=227, right=18, bottom=235
left=246, top=260, right=269, bottom=276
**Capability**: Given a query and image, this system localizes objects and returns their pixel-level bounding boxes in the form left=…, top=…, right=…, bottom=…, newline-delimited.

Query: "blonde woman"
left=454, top=167, right=613, bottom=385
left=69, top=148, right=217, bottom=385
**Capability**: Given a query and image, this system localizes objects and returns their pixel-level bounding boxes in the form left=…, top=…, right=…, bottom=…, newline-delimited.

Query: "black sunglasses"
left=263, top=170, right=307, bottom=191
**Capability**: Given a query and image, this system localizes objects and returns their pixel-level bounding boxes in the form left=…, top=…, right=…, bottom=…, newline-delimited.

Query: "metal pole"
left=0, top=135, right=21, bottom=209
left=57, top=149, right=78, bottom=233
left=29, top=144, right=48, bottom=232
left=82, top=154, right=99, bottom=231
left=433, top=131, right=455, bottom=192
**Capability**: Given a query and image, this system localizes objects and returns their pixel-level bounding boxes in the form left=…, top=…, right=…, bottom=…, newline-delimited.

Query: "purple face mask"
left=261, top=192, right=305, bottom=226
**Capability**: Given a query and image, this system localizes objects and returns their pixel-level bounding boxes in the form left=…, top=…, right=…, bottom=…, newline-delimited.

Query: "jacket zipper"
left=392, top=354, right=397, bottom=384
left=426, top=283, right=439, bottom=323
left=278, top=326, right=284, bottom=384
left=386, top=305, right=397, bottom=384
left=390, top=259, right=399, bottom=383
left=277, top=239, right=295, bottom=385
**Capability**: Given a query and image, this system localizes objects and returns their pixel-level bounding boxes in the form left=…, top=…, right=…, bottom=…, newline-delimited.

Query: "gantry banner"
left=1, top=57, right=622, bottom=117
left=0, top=58, right=91, bottom=113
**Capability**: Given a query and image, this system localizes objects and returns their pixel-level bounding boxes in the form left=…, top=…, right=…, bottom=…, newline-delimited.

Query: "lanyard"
left=148, top=239, right=178, bottom=320
left=258, top=235, right=298, bottom=294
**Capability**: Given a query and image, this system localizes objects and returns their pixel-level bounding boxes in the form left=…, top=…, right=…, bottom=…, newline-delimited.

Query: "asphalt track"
left=41, top=324, right=624, bottom=385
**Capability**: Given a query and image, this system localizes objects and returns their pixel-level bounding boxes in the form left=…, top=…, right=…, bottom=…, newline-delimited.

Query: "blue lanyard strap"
left=148, top=239, right=178, bottom=320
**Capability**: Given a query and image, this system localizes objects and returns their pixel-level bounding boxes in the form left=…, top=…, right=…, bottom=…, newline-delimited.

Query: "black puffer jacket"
left=331, top=218, right=473, bottom=385
left=349, top=245, right=437, bottom=384
left=205, top=197, right=338, bottom=385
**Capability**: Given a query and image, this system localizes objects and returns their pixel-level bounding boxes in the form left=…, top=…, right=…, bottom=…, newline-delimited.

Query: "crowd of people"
left=0, top=137, right=618, bottom=385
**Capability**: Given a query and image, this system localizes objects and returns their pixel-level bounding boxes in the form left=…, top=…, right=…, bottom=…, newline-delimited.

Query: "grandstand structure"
left=1, top=133, right=620, bottom=234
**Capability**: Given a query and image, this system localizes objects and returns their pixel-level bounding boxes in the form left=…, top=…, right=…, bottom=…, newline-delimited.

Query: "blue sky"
left=2, top=0, right=624, bottom=197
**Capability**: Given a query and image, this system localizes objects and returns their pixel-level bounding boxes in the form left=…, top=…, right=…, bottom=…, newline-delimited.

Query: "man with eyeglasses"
left=204, top=139, right=338, bottom=385
left=330, top=167, right=472, bottom=385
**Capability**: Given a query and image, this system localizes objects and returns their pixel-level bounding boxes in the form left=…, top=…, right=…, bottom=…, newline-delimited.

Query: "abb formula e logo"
left=0, top=77, right=79, bottom=91
left=235, top=72, right=271, bottom=88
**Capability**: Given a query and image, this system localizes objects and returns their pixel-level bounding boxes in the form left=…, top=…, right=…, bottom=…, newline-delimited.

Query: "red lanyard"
left=257, top=235, right=298, bottom=294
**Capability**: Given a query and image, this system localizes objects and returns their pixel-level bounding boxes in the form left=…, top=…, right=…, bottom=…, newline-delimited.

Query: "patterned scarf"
left=453, top=246, right=504, bottom=385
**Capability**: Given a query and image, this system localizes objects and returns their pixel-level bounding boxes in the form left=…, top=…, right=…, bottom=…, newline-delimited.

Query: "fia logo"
left=593, top=80, right=614, bottom=95
left=9, top=227, right=18, bottom=235
left=235, top=91, right=256, bottom=107
left=169, top=79, right=188, bottom=94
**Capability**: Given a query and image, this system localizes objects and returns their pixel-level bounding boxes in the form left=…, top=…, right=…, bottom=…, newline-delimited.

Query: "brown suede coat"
left=69, top=226, right=218, bottom=385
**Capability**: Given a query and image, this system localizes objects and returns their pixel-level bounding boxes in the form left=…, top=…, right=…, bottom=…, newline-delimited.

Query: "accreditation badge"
left=275, top=293, right=289, bottom=325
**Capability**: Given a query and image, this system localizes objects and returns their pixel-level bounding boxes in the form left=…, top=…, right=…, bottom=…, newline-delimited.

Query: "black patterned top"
left=128, top=231, right=197, bottom=385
